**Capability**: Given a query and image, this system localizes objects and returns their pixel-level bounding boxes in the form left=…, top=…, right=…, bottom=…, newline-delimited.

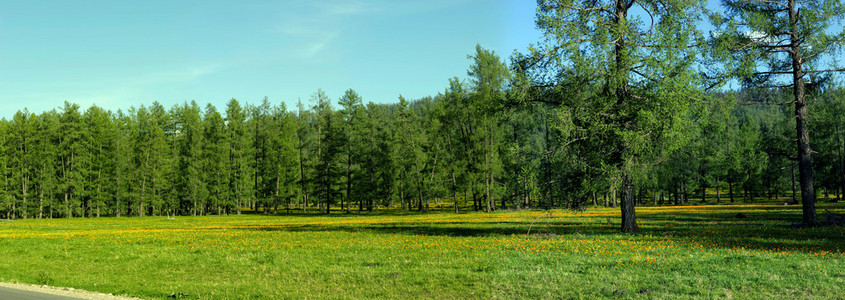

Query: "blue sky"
left=0, top=0, right=541, bottom=118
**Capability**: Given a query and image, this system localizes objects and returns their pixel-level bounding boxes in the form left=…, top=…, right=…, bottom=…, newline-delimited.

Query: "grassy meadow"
left=0, top=201, right=843, bottom=299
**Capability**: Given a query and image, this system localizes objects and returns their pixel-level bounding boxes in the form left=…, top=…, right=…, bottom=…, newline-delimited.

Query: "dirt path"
left=0, top=282, right=141, bottom=300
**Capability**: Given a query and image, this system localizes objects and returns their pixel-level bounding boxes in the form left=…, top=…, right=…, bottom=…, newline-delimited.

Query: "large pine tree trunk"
left=620, top=174, right=639, bottom=233
left=789, top=0, right=817, bottom=225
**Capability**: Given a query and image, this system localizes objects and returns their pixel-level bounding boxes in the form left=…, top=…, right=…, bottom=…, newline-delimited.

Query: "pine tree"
left=58, top=102, right=85, bottom=218
left=271, top=103, right=301, bottom=213
left=516, top=0, right=707, bottom=232
left=392, top=96, right=430, bottom=211
left=225, top=99, right=252, bottom=215
left=312, top=90, right=343, bottom=214
left=295, top=100, right=315, bottom=212
left=0, top=119, right=11, bottom=219
left=712, top=0, right=845, bottom=225
left=338, top=89, right=364, bottom=213
left=173, top=101, right=207, bottom=216
left=467, top=45, right=509, bottom=212
left=83, top=106, right=114, bottom=217
left=112, top=110, right=134, bottom=217
left=10, top=110, right=36, bottom=219
left=34, top=112, right=61, bottom=218
left=203, top=104, right=229, bottom=215
left=248, top=99, right=272, bottom=213
left=359, top=102, right=394, bottom=211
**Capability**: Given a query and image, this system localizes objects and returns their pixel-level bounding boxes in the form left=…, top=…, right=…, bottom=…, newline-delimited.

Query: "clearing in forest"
left=0, top=203, right=843, bottom=299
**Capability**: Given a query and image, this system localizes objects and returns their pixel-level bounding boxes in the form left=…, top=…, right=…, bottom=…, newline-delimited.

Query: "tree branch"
left=754, top=68, right=845, bottom=75
left=739, top=100, right=795, bottom=105
left=544, top=137, right=587, bottom=156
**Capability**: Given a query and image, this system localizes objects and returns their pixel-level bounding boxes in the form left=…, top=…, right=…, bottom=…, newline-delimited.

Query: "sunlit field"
left=0, top=202, right=843, bottom=299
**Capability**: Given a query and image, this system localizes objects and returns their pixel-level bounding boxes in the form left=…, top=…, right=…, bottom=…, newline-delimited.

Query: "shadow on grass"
left=209, top=205, right=845, bottom=254
left=239, top=208, right=481, bottom=217
left=240, top=220, right=622, bottom=237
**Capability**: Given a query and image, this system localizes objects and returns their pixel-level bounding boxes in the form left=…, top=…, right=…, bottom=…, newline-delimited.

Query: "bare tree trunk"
left=524, top=174, right=530, bottom=208
left=838, top=123, right=845, bottom=202
left=611, top=188, right=617, bottom=208
left=464, top=190, right=469, bottom=212
left=452, top=169, right=459, bottom=213
left=716, top=180, right=721, bottom=203
left=344, top=150, right=351, bottom=213
left=38, top=186, right=43, bottom=219
left=791, top=163, right=798, bottom=205
left=729, top=179, right=734, bottom=203
left=298, top=133, right=308, bottom=213
left=416, top=175, right=424, bottom=212
left=96, top=174, right=101, bottom=218
left=673, top=184, right=678, bottom=205
left=22, top=175, right=28, bottom=219
left=399, top=186, right=406, bottom=211
left=485, top=130, right=491, bottom=213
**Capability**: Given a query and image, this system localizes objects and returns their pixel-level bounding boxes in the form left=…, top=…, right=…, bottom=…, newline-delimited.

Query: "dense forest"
left=1, top=0, right=843, bottom=233
left=0, top=68, right=843, bottom=220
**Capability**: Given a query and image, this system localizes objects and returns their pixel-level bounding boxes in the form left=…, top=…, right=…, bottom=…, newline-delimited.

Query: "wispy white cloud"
left=273, top=0, right=481, bottom=61
left=302, top=32, right=340, bottom=59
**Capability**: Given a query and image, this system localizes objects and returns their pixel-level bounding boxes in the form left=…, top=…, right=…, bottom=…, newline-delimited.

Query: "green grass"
left=0, top=202, right=843, bottom=299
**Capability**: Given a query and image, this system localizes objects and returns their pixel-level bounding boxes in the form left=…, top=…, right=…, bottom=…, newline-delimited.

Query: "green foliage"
left=517, top=0, right=708, bottom=231
left=710, top=0, right=845, bottom=87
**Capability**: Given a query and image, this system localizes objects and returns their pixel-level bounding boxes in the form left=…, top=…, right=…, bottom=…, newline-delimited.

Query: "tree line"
left=1, top=69, right=843, bottom=220
left=0, top=0, right=843, bottom=232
